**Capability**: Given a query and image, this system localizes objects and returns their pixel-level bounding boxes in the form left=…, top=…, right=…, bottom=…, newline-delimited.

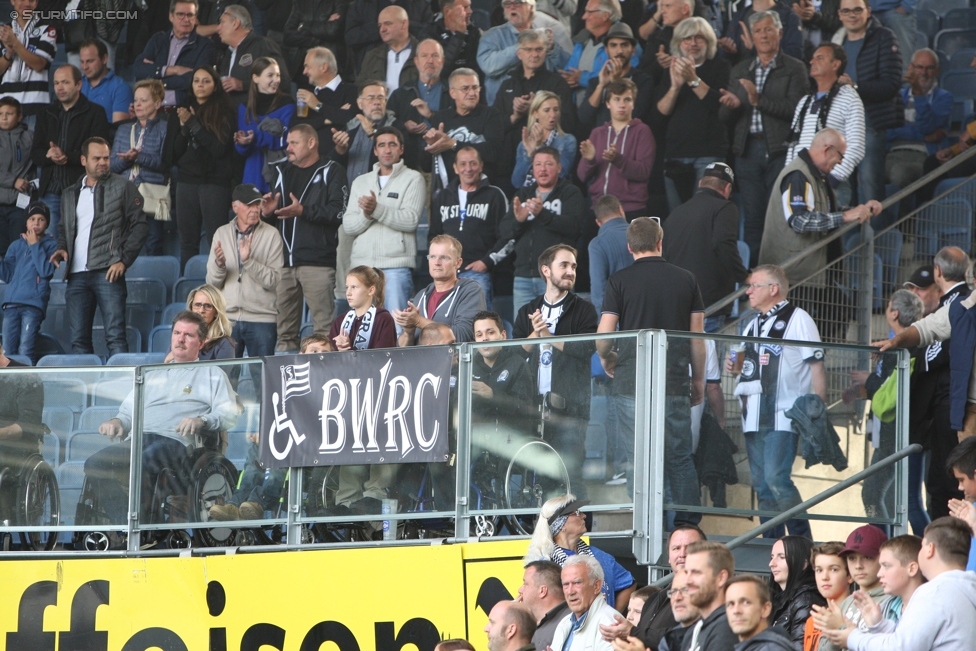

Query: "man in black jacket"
left=663, top=163, right=749, bottom=333
left=359, top=7, right=419, bottom=93
left=282, top=0, right=348, bottom=81
left=427, top=0, right=482, bottom=80
left=50, top=137, right=148, bottom=357
left=833, top=0, right=902, bottom=212
left=216, top=4, right=291, bottom=107
left=513, top=244, right=598, bottom=499
left=423, top=68, right=506, bottom=196
left=294, top=47, right=358, bottom=158
left=500, top=147, right=583, bottom=314
left=261, top=124, right=348, bottom=352
left=718, top=11, right=807, bottom=267
left=681, top=541, right=739, bottom=651
left=32, top=64, right=111, bottom=240
left=388, top=40, right=454, bottom=171
left=345, top=0, right=433, bottom=73
left=430, top=146, right=511, bottom=309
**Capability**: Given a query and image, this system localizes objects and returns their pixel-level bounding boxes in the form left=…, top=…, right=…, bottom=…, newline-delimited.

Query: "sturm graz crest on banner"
left=261, top=347, right=453, bottom=468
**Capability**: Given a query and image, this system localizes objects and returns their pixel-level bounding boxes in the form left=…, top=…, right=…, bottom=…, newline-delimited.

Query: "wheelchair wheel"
left=187, top=452, right=239, bottom=547
left=504, top=440, right=570, bottom=536
left=307, top=466, right=367, bottom=543
left=18, top=456, right=60, bottom=551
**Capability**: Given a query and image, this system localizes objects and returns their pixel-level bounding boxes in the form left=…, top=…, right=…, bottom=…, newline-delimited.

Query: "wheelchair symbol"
left=268, top=392, right=307, bottom=461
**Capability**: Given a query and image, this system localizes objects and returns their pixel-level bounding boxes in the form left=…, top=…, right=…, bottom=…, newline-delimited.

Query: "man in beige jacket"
left=207, top=184, right=283, bottom=356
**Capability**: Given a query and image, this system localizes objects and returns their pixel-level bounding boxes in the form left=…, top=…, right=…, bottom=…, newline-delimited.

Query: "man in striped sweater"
left=785, top=43, right=865, bottom=198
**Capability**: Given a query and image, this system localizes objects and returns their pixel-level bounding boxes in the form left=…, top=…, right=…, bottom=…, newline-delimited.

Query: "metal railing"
left=0, top=332, right=910, bottom=561
left=706, top=144, right=976, bottom=346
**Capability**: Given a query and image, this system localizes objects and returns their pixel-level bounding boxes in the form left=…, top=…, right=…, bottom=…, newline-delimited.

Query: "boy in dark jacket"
left=0, top=202, right=57, bottom=363
left=0, top=97, right=33, bottom=257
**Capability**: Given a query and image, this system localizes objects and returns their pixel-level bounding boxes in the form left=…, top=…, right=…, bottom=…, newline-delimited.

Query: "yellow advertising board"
left=0, top=539, right=533, bottom=651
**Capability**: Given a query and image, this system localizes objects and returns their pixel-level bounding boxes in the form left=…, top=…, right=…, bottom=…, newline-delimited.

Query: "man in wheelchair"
left=83, top=311, right=240, bottom=525
left=0, top=342, right=46, bottom=519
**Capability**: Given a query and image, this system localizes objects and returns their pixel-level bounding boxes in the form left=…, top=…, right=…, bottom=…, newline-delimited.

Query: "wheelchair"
left=73, top=431, right=239, bottom=551
left=0, top=433, right=60, bottom=551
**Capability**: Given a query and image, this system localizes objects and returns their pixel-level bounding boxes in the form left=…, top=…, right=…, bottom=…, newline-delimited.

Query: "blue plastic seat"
left=125, top=278, right=167, bottom=309
left=183, top=254, right=209, bottom=279
left=66, top=431, right=113, bottom=462
left=37, top=354, right=103, bottom=367
left=949, top=47, right=976, bottom=70
left=935, top=29, right=976, bottom=58
left=917, top=8, right=940, bottom=45
left=42, top=377, right=88, bottom=412
left=945, top=7, right=976, bottom=30
left=77, top=406, right=120, bottom=432
left=920, top=0, right=968, bottom=14
left=149, top=325, right=172, bottom=353
left=161, top=302, right=186, bottom=326
left=92, top=376, right=134, bottom=407
left=127, top=256, right=180, bottom=300
left=941, top=69, right=976, bottom=101
left=91, top=326, right=142, bottom=358
left=6, top=354, right=32, bottom=366
left=106, top=352, right=167, bottom=366
left=173, top=277, right=204, bottom=304
left=39, top=304, right=71, bottom=353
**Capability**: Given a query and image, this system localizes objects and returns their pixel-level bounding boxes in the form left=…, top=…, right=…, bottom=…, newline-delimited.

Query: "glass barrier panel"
left=0, top=365, right=136, bottom=551
left=664, top=331, right=906, bottom=542
left=463, top=333, right=638, bottom=540
left=136, top=359, right=267, bottom=549
left=298, top=345, right=459, bottom=543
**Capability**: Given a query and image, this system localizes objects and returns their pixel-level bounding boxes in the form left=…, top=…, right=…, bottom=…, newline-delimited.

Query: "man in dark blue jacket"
left=131, top=0, right=217, bottom=108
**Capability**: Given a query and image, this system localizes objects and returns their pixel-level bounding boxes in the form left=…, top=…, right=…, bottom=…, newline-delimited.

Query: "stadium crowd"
left=5, top=2, right=976, bottom=647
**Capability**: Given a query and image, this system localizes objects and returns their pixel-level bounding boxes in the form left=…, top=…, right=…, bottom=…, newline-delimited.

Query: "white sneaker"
left=605, top=472, right=627, bottom=486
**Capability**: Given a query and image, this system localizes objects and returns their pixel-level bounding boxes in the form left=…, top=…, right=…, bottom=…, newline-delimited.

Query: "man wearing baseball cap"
left=662, top=162, right=748, bottom=333
left=902, top=264, right=940, bottom=317
left=205, top=184, right=283, bottom=357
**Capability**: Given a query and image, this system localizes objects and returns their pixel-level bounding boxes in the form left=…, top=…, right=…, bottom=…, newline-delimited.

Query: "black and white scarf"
left=339, top=307, right=376, bottom=350
left=550, top=538, right=595, bottom=567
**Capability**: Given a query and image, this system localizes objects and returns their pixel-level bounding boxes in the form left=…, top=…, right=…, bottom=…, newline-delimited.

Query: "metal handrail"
left=651, top=443, right=922, bottom=587
left=704, top=143, right=976, bottom=318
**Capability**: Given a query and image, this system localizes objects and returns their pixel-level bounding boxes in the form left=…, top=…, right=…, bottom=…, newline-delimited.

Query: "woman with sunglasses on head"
left=165, top=284, right=237, bottom=362
left=769, top=535, right=825, bottom=648
left=525, top=493, right=636, bottom=613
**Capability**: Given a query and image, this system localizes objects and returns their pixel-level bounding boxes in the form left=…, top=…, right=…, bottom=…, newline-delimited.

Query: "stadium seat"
left=149, top=325, right=172, bottom=353
left=471, top=8, right=490, bottom=31
left=127, top=256, right=180, bottom=300
left=503, top=319, right=513, bottom=339
left=300, top=322, right=315, bottom=340
left=39, top=304, right=71, bottom=353
left=41, top=433, right=59, bottom=468
left=161, top=302, right=185, bottom=326
left=92, top=326, right=142, bottom=358
left=944, top=7, right=976, bottom=30
left=37, top=354, right=102, bottom=367
left=35, top=333, right=64, bottom=357
left=184, top=254, right=209, bottom=279
left=920, top=0, right=968, bottom=14
left=949, top=48, right=976, bottom=70
left=914, top=29, right=928, bottom=53
left=43, top=406, right=73, bottom=465
left=66, top=431, right=113, bottom=462
left=6, top=354, right=32, bottom=366
left=106, top=353, right=167, bottom=366
left=941, top=69, right=976, bottom=101
left=916, top=194, right=973, bottom=258
left=78, top=406, right=120, bottom=432
left=173, top=277, right=203, bottom=304
left=917, top=8, right=940, bottom=45
left=125, top=278, right=167, bottom=309
left=42, top=377, right=88, bottom=412
left=92, top=376, right=134, bottom=407
left=95, top=304, right=156, bottom=352
left=935, top=29, right=976, bottom=58
left=56, top=462, right=87, bottom=530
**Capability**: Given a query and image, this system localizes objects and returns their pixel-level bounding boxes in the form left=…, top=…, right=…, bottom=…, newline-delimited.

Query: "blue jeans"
left=3, top=305, right=44, bottom=362
left=0, top=205, right=26, bottom=256
left=232, top=441, right=286, bottom=512
left=231, top=321, right=277, bottom=358
left=513, top=276, right=547, bottom=316
left=736, top=141, right=785, bottom=268
left=616, top=393, right=701, bottom=525
left=41, top=192, right=62, bottom=241
left=704, top=315, right=726, bottom=334
left=876, top=9, right=916, bottom=75
left=745, top=428, right=810, bottom=538
left=459, top=269, right=493, bottom=310
left=908, top=449, right=930, bottom=535
left=859, top=128, right=888, bottom=213
left=382, top=267, right=413, bottom=314
left=665, top=157, right=721, bottom=213
left=66, top=270, right=128, bottom=356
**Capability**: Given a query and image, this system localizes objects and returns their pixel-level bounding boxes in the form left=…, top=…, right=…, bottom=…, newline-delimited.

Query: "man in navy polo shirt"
left=79, top=39, right=132, bottom=124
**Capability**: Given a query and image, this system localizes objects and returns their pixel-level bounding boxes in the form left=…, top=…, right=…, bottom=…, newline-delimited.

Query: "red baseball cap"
left=841, top=525, right=887, bottom=558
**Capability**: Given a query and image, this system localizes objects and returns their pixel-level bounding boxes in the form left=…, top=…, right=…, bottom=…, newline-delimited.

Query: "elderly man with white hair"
left=525, top=494, right=635, bottom=612
left=477, top=0, right=573, bottom=104
left=549, top=555, right=620, bottom=651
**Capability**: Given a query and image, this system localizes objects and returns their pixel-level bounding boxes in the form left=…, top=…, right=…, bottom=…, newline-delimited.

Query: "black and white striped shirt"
left=0, top=17, right=56, bottom=114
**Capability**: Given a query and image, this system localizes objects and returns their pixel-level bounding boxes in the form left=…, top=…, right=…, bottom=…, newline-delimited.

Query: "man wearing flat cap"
left=663, top=162, right=749, bottom=334
left=206, top=184, right=283, bottom=357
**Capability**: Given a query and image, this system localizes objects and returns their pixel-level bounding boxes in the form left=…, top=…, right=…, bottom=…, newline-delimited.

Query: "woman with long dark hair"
left=234, top=57, right=295, bottom=193
left=769, top=535, right=825, bottom=649
left=172, top=66, right=237, bottom=272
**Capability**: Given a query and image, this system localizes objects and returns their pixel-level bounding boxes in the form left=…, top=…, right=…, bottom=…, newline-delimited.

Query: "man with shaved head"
left=346, top=0, right=433, bottom=73
left=485, top=601, right=537, bottom=651
left=360, top=6, right=420, bottom=92
left=759, top=128, right=883, bottom=284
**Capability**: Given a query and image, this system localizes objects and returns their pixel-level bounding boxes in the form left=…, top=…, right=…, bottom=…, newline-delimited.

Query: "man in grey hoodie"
left=822, top=516, right=976, bottom=651
left=725, top=575, right=794, bottom=651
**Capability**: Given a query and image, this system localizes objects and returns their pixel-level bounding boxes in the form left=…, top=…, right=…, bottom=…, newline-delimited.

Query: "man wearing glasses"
left=132, top=0, right=216, bottom=107
left=759, top=128, right=880, bottom=285
left=477, top=0, right=572, bottom=105
left=726, top=263, right=825, bottom=540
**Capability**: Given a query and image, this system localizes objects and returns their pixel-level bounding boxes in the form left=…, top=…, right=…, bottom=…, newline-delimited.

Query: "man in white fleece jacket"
left=822, top=516, right=976, bottom=651
left=343, top=126, right=426, bottom=319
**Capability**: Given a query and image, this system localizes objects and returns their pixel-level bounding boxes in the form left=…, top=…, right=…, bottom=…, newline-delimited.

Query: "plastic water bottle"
left=381, top=499, right=397, bottom=540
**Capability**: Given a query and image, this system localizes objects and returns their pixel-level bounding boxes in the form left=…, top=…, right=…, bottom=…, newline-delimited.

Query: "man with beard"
left=681, top=541, right=739, bottom=651
left=424, top=68, right=506, bottom=196
left=885, top=48, right=953, bottom=190
left=578, top=22, right=653, bottom=131
left=49, top=137, right=146, bottom=357
left=513, top=244, right=597, bottom=499
left=654, top=16, right=730, bottom=212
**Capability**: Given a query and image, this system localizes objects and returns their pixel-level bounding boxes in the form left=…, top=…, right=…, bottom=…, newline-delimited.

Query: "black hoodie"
left=500, top=178, right=583, bottom=279
left=430, top=175, right=511, bottom=270
left=732, top=626, right=794, bottom=651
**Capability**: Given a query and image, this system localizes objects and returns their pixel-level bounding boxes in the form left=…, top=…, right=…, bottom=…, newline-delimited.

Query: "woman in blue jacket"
left=234, top=57, right=295, bottom=193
